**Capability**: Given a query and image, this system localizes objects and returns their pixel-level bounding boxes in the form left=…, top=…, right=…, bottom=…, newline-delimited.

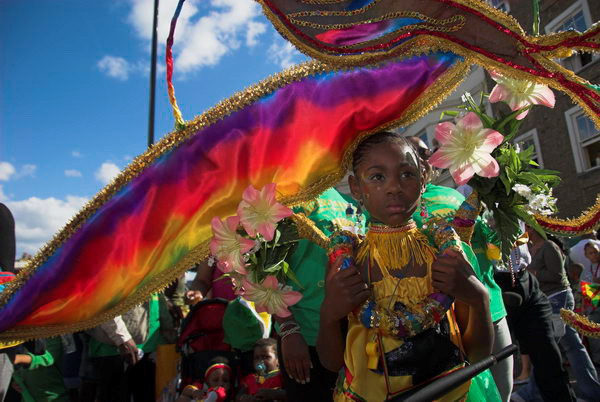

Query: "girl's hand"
left=321, top=256, right=370, bottom=323
left=431, top=248, right=487, bottom=306
left=281, top=332, right=312, bottom=384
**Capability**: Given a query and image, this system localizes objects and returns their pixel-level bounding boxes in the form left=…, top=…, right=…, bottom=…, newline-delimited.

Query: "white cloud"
left=0, top=162, right=36, bottom=180
left=6, top=195, right=88, bottom=254
left=246, top=21, right=267, bottom=47
left=16, top=164, right=36, bottom=179
left=97, top=56, right=131, bottom=80
left=0, top=185, right=7, bottom=202
left=65, top=169, right=82, bottom=178
left=71, top=151, right=83, bottom=158
left=268, top=37, right=303, bottom=68
left=0, top=162, right=16, bottom=181
left=126, top=0, right=267, bottom=74
left=95, top=162, right=121, bottom=185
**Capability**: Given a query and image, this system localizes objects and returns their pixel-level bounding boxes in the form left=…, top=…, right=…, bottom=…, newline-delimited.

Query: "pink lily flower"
left=429, top=112, right=504, bottom=186
left=210, top=216, right=255, bottom=274
left=241, top=275, right=302, bottom=318
left=237, top=183, right=293, bottom=242
left=489, top=72, right=555, bottom=119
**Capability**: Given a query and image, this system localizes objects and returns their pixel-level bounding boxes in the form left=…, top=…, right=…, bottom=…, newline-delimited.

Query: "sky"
left=0, top=0, right=306, bottom=256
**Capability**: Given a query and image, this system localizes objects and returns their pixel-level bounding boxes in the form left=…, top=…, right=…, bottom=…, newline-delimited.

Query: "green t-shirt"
left=413, top=184, right=506, bottom=322
left=287, top=188, right=361, bottom=346
left=13, top=337, right=69, bottom=402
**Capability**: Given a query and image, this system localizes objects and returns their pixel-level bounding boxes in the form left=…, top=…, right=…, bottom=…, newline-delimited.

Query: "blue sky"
left=0, top=0, right=305, bottom=255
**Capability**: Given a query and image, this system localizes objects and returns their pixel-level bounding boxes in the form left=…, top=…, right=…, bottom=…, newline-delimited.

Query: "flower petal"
left=478, top=129, right=504, bottom=153
left=457, top=112, right=483, bottom=133
left=262, top=275, right=279, bottom=290
left=475, top=153, right=500, bottom=178
left=224, top=215, right=240, bottom=231
left=282, top=290, right=302, bottom=307
left=242, top=185, right=260, bottom=204
left=489, top=84, right=509, bottom=104
left=257, top=222, right=277, bottom=241
left=450, top=163, right=476, bottom=186
left=434, top=122, right=455, bottom=145
left=262, top=183, right=277, bottom=205
left=428, top=150, right=454, bottom=169
left=530, top=85, right=555, bottom=108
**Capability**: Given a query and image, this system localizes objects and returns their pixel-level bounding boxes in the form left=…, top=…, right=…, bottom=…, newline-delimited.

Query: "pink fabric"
left=211, top=267, right=236, bottom=301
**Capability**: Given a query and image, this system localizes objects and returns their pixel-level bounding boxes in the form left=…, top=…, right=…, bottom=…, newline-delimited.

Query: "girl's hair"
left=351, top=131, right=431, bottom=184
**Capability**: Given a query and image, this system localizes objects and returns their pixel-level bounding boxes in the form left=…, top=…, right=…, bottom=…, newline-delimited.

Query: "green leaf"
left=440, top=110, right=459, bottom=119
left=514, top=206, right=547, bottom=240
left=282, top=261, right=303, bottom=289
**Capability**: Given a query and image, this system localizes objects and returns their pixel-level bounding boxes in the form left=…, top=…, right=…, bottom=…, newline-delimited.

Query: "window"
left=487, top=0, right=509, bottom=12
left=514, top=129, right=543, bottom=168
left=545, top=0, right=596, bottom=72
left=565, top=107, right=600, bottom=172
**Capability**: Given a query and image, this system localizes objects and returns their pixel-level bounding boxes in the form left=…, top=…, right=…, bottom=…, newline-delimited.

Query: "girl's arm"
left=431, top=249, right=493, bottom=363
left=317, top=259, right=369, bottom=371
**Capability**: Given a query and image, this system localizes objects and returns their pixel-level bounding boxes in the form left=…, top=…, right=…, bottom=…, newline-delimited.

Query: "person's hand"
left=12, top=353, right=32, bottom=366
left=185, top=290, right=203, bottom=305
left=118, top=339, right=141, bottom=366
left=254, top=388, right=285, bottom=400
left=431, top=248, right=487, bottom=306
left=281, top=332, right=312, bottom=384
left=321, top=256, right=370, bottom=323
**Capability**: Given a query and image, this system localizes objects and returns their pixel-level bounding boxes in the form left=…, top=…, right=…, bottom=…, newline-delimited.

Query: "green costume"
left=286, top=188, right=361, bottom=346
left=413, top=184, right=506, bottom=322
left=12, top=337, right=69, bottom=402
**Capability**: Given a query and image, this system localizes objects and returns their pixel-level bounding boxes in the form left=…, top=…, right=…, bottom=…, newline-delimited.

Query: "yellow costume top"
left=332, top=224, right=471, bottom=402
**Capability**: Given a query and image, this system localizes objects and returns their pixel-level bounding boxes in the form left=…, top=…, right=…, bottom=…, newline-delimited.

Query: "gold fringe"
left=561, top=308, right=600, bottom=339
left=356, top=227, right=435, bottom=273
left=291, top=213, right=331, bottom=249
left=534, top=194, right=600, bottom=235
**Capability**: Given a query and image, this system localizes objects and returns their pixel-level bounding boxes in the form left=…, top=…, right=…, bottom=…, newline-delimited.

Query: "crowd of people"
left=1, top=134, right=600, bottom=402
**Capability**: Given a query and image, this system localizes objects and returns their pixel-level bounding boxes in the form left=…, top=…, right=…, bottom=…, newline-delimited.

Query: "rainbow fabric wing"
left=258, top=0, right=600, bottom=127
left=0, top=53, right=468, bottom=342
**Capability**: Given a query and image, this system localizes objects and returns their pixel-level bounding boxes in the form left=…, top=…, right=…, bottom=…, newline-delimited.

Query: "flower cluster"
left=429, top=72, right=560, bottom=259
left=209, top=183, right=302, bottom=317
left=513, top=184, right=557, bottom=216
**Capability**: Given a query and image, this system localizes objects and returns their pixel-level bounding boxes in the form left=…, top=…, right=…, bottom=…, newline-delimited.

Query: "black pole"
left=390, top=344, right=518, bottom=401
left=147, top=0, right=159, bottom=148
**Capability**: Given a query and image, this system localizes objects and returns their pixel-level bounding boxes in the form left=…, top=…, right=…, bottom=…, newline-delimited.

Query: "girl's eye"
left=369, top=173, right=384, bottom=181
left=400, top=170, right=416, bottom=178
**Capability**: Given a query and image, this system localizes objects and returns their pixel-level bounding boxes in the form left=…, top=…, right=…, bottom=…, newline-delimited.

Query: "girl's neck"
left=368, top=218, right=415, bottom=229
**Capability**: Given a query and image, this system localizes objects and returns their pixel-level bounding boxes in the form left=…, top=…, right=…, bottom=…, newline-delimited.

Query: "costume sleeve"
left=99, top=316, right=132, bottom=346
left=27, top=338, right=62, bottom=370
left=534, top=242, right=564, bottom=284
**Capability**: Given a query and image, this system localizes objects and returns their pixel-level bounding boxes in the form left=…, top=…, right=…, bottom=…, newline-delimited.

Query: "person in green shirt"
left=276, top=188, right=361, bottom=402
left=11, top=338, right=69, bottom=402
left=408, top=136, right=512, bottom=401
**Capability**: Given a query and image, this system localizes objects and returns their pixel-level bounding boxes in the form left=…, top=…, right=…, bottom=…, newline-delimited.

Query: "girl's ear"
left=348, top=174, right=362, bottom=202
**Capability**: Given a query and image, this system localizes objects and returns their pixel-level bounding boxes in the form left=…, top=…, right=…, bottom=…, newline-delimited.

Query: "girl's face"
left=349, top=141, right=423, bottom=226
left=206, top=368, right=231, bottom=391
left=585, top=244, right=600, bottom=264
left=254, top=345, right=279, bottom=372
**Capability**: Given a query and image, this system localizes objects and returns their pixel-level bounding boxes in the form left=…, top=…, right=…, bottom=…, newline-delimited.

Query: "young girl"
left=177, top=357, right=232, bottom=402
left=317, top=132, right=494, bottom=401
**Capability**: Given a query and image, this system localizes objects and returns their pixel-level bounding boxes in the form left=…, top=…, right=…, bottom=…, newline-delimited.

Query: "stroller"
left=177, top=298, right=239, bottom=389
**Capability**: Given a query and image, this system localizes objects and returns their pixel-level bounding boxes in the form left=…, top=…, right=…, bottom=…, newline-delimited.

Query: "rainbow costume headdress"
left=1, top=0, right=599, bottom=343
